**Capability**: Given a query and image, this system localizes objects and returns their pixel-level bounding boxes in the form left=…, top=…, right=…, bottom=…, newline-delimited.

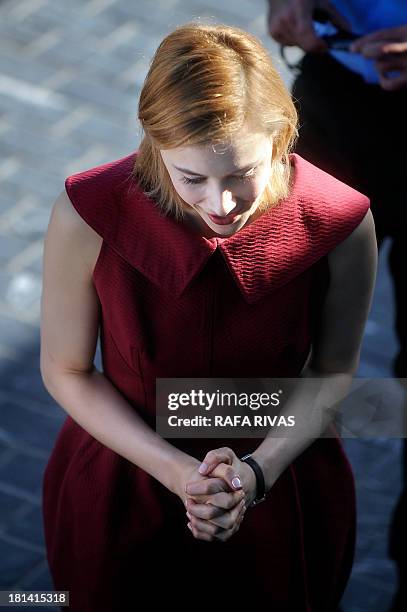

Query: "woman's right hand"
left=174, top=458, right=247, bottom=542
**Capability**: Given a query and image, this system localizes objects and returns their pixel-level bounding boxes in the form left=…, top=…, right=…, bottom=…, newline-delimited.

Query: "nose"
left=207, top=189, right=237, bottom=217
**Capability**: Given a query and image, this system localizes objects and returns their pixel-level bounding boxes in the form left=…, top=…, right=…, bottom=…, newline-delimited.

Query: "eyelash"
left=181, top=169, right=257, bottom=185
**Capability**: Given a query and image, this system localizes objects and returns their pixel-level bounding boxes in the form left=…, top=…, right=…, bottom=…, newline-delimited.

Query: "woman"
left=40, top=22, right=377, bottom=611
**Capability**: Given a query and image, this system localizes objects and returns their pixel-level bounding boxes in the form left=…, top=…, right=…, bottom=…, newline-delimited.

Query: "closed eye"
left=181, top=168, right=257, bottom=185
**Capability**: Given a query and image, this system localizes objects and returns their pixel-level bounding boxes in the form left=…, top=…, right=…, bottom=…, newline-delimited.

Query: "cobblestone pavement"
left=0, top=1, right=404, bottom=611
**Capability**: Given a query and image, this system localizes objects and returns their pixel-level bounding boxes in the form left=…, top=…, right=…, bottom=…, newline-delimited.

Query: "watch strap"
left=240, top=453, right=266, bottom=506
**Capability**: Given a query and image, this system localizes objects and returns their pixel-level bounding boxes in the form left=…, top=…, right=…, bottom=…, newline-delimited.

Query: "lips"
left=208, top=212, right=240, bottom=225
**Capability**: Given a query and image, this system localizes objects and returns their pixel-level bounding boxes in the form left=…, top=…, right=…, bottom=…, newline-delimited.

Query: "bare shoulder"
left=310, top=209, right=378, bottom=374
left=52, top=188, right=103, bottom=278
left=41, top=188, right=103, bottom=379
left=327, top=209, right=377, bottom=285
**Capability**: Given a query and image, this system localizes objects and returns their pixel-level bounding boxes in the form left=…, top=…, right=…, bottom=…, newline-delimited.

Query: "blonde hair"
left=132, top=21, right=298, bottom=221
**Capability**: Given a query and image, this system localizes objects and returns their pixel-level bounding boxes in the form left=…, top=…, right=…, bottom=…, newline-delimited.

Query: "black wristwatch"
left=240, top=453, right=267, bottom=507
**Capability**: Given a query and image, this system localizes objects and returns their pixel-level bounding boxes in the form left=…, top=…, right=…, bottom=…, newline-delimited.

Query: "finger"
left=188, top=503, right=246, bottom=541
left=207, top=499, right=247, bottom=530
left=322, top=1, right=351, bottom=31
left=293, top=4, right=327, bottom=53
left=381, top=42, right=407, bottom=54
left=350, top=26, right=407, bottom=53
left=207, top=462, right=243, bottom=491
left=186, top=496, right=246, bottom=525
left=379, top=70, right=407, bottom=91
left=212, top=517, right=243, bottom=542
left=376, top=55, right=407, bottom=72
left=187, top=519, right=239, bottom=542
left=187, top=522, right=213, bottom=542
left=375, top=57, right=407, bottom=90
left=294, top=21, right=327, bottom=52
left=186, top=497, right=224, bottom=520
left=187, top=516, right=224, bottom=538
left=355, top=41, right=390, bottom=59
left=185, top=476, right=230, bottom=496
left=267, top=9, right=304, bottom=46
left=197, top=447, right=234, bottom=476
left=274, top=14, right=302, bottom=46
left=202, top=489, right=245, bottom=510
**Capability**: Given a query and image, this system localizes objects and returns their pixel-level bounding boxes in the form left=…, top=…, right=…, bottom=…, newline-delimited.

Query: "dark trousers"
left=291, top=52, right=407, bottom=611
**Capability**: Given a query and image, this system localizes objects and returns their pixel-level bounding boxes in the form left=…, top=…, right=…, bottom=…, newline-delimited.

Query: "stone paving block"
left=342, top=572, right=394, bottom=611
left=2, top=371, right=66, bottom=416
left=0, top=49, right=58, bottom=85
left=69, top=115, right=136, bottom=151
left=0, top=489, right=22, bottom=520
left=0, top=318, right=39, bottom=355
left=1, top=129, right=88, bottom=178
left=3, top=104, right=68, bottom=129
left=5, top=206, right=50, bottom=240
left=0, top=92, right=29, bottom=116
left=0, top=192, right=21, bottom=217
left=55, top=76, right=136, bottom=116
left=0, top=450, right=47, bottom=497
left=175, top=0, right=262, bottom=28
left=101, top=1, right=178, bottom=33
left=7, top=503, right=46, bottom=547
left=38, top=35, right=115, bottom=71
left=5, top=1, right=75, bottom=32
left=2, top=166, right=65, bottom=202
left=16, top=560, right=56, bottom=592
left=0, top=236, right=30, bottom=266
left=0, top=536, right=43, bottom=588
left=0, top=242, right=39, bottom=283
left=0, top=29, right=28, bottom=57
left=0, top=396, right=63, bottom=451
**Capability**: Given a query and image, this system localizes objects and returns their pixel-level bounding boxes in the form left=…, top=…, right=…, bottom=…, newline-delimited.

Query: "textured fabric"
left=42, top=150, right=370, bottom=611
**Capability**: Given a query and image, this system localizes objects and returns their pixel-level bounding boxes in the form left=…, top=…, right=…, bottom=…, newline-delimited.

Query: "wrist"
left=167, top=452, right=199, bottom=497
left=250, top=450, right=279, bottom=494
left=239, top=460, right=257, bottom=506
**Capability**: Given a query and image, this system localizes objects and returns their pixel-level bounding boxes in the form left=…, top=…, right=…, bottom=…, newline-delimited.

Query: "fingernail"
left=186, top=512, right=192, bottom=519
left=187, top=522, right=192, bottom=531
left=239, top=499, right=245, bottom=507
left=198, top=462, right=209, bottom=474
left=231, top=476, right=242, bottom=489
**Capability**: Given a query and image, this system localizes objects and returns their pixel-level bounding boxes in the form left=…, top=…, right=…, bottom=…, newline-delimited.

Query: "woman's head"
left=133, top=21, right=298, bottom=235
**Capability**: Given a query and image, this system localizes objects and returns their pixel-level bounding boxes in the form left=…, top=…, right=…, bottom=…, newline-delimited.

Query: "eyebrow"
left=172, top=161, right=261, bottom=177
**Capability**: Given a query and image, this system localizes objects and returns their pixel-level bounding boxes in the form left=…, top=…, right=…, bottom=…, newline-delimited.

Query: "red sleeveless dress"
left=42, top=151, right=370, bottom=611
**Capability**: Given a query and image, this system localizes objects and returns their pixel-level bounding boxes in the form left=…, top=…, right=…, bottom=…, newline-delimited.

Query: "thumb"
left=204, top=462, right=243, bottom=492
left=320, top=0, right=351, bottom=32
left=198, top=448, right=234, bottom=475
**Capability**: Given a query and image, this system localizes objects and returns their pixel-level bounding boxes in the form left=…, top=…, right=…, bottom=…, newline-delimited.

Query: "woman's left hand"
left=184, top=447, right=257, bottom=542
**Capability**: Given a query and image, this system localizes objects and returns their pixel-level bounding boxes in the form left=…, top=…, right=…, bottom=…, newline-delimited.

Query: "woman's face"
left=160, top=125, right=273, bottom=237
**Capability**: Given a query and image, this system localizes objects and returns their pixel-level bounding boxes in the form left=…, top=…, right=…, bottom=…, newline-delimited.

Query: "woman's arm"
left=40, top=189, right=204, bottom=502
left=250, top=208, right=378, bottom=490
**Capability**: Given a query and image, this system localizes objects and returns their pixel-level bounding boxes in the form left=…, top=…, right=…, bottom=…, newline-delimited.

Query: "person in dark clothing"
left=266, top=2, right=407, bottom=610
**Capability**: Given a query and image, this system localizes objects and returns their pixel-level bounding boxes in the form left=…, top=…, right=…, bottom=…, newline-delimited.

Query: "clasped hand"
left=179, top=447, right=257, bottom=543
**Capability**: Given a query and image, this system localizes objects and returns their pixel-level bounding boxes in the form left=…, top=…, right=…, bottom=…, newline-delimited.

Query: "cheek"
left=177, top=185, right=200, bottom=206
left=241, top=180, right=265, bottom=201
left=169, top=177, right=197, bottom=206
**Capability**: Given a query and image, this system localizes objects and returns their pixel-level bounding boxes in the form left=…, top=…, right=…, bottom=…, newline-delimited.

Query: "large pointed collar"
left=108, top=151, right=370, bottom=304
